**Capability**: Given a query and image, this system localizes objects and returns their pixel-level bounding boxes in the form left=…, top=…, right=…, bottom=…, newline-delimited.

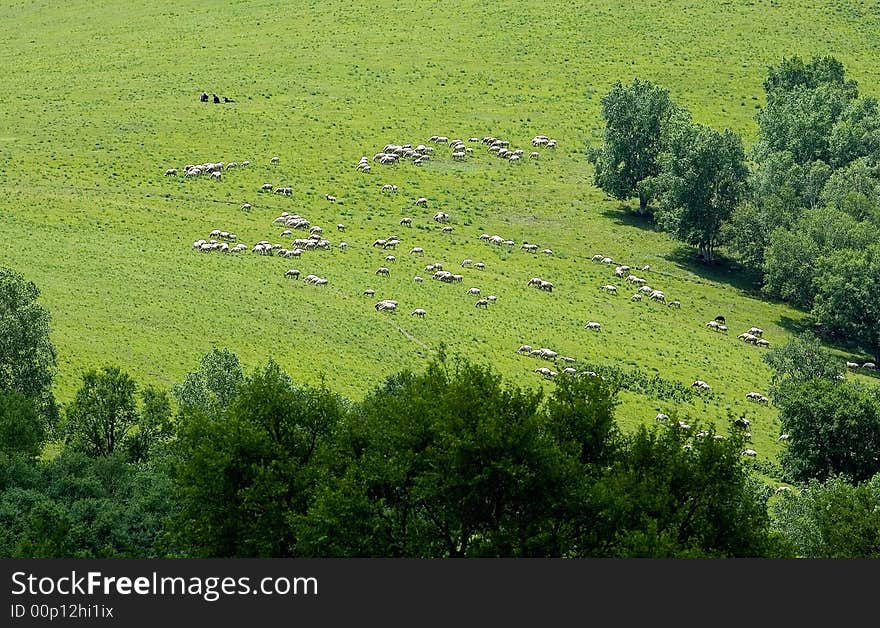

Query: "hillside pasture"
left=2, top=0, right=880, bottom=465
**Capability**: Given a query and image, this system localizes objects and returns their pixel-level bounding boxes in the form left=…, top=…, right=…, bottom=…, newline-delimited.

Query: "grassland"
left=2, top=0, right=880, bottom=465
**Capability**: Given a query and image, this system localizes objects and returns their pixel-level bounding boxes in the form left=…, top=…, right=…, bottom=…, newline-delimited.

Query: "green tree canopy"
left=812, top=244, right=880, bottom=363
left=820, top=157, right=880, bottom=223
left=762, top=334, right=845, bottom=394
left=123, top=386, right=173, bottom=464
left=0, top=267, right=57, bottom=428
left=0, top=392, right=45, bottom=460
left=762, top=55, right=855, bottom=99
left=172, top=347, right=244, bottom=413
left=64, top=366, right=138, bottom=458
left=761, top=206, right=876, bottom=307
left=172, top=360, right=345, bottom=557
left=829, top=96, right=880, bottom=168
left=651, top=122, right=749, bottom=262
left=772, top=474, right=880, bottom=558
left=300, top=357, right=573, bottom=557
left=756, top=55, right=858, bottom=166
left=0, top=451, right=178, bottom=558
left=587, top=420, right=775, bottom=557
left=775, top=379, right=880, bottom=483
left=722, top=193, right=802, bottom=273
left=589, top=78, right=683, bottom=213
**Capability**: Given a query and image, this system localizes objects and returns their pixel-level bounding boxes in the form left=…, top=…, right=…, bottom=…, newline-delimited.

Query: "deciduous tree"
left=588, top=79, right=682, bottom=214
left=64, top=367, right=138, bottom=458
left=651, top=122, right=748, bottom=262
left=812, top=244, right=880, bottom=363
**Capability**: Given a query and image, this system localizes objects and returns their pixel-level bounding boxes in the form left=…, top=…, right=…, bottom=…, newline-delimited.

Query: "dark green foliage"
left=172, top=360, right=345, bottom=557
left=544, top=374, right=619, bottom=466
left=0, top=451, right=177, bottom=558
left=774, top=379, right=880, bottom=483
left=64, top=366, right=138, bottom=457
left=64, top=367, right=174, bottom=464
left=749, top=151, right=831, bottom=211
left=589, top=78, right=682, bottom=213
left=722, top=195, right=801, bottom=273
left=0, top=267, right=58, bottom=434
left=761, top=227, right=821, bottom=306
left=295, top=359, right=774, bottom=558
left=588, top=421, right=775, bottom=557
left=762, top=55, right=855, bottom=99
left=0, top=267, right=57, bottom=401
left=772, top=474, right=880, bottom=557
left=300, top=357, right=571, bottom=557
left=820, top=158, right=880, bottom=222
left=812, top=244, right=880, bottom=363
left=828, top=96, right=880, bottom=168
left=650, top=121, right=749, bottom=262
left=756, top=56, right=857, bottom=165
left=756, top=85, right=853, bottom=165
left=0, top=392, right=45, bottom=460
left=1, top=353, right=787, bottom=558
left=743, top=55, right=880, bottom=303
left=123, top=386, right=173, bottom=464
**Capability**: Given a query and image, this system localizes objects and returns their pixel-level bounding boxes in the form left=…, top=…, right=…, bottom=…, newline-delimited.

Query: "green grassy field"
left=2, top=0, right=879, bottom=465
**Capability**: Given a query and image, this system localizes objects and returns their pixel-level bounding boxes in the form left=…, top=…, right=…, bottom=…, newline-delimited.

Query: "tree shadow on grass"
left=599, top=206, right=661, bottom=233
left=775, top=315, right=810, bottom=335
left=775, top=317, right=880, bottom=376
left=663, top=245, right=763, bottom=296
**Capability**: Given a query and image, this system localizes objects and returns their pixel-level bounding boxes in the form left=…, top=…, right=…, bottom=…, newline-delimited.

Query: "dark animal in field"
left=212, top=94, right=220, bottom=103
left=223, top=96, right=235, bottom=103
left=200, top=92, right=208, bottom=102
left=714, top=315, right=726, bottom=325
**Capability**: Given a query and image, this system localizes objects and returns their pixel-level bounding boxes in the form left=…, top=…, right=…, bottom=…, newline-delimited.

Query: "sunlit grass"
left=2, top=0, right=879, bottom=466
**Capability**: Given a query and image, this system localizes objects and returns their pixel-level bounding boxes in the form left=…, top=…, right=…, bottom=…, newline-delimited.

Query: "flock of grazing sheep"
left=354, top=134, right=557, bottom=172
left=171, top=130, right=870, bottom=463
left=178, top=136, right=560, bottom=317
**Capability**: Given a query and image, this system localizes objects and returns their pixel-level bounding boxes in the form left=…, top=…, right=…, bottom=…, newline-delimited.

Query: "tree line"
left=1, top=267, right=879, bottom=557
left=588, top=55, right=880, bottom=364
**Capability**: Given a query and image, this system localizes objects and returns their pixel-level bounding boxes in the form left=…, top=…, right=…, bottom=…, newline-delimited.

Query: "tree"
left=123, top=386, right=173, bottom=464
left=774, top=379, right=880, bottom=483
left=585, top=420, right=776, bottom=557
left=756, top=55, right=857, bottom=166
left=0, top=393, right=45, bottom=461
left=812, top=244, right=880, bottom=363
left=756, top=85, right=852, bottom=165
left=772, top=474, right=880, bottom=558
left=64, top=367, right=138, bottom=458
left=829, top=96, right=880, bottom=168
left=820, top=158, right=880, bottom=222
left=722, top=195, right=801, bottom=273
left=544, top=373, right=619, bottom=467
left=748, top=150, right=831, bottom=211
left=298, top=356, right=576, bottom=558
left=762, top=334, right=845, bottom=394
left=0, top=451, right=178, bottom=558
left=762, top=55, right=855, bottom=99
left=172, top=360, right=345, bottom=557
left=0, top=267, right=57, bottom=428
left=651, top=122, right=748, bottom=262
left=762, top=227, right=821, bottom=306
left=761, top=206, right=876, bottom=307
left=300, top=359, right=778, bottom=558
left=588, top=79, right=682, bottom=214
left=172, top=347, right=244, bottom=413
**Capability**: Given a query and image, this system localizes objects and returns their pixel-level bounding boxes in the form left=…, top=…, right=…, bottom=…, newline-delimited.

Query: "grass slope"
left=2, top=0, right=879, bottom=465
